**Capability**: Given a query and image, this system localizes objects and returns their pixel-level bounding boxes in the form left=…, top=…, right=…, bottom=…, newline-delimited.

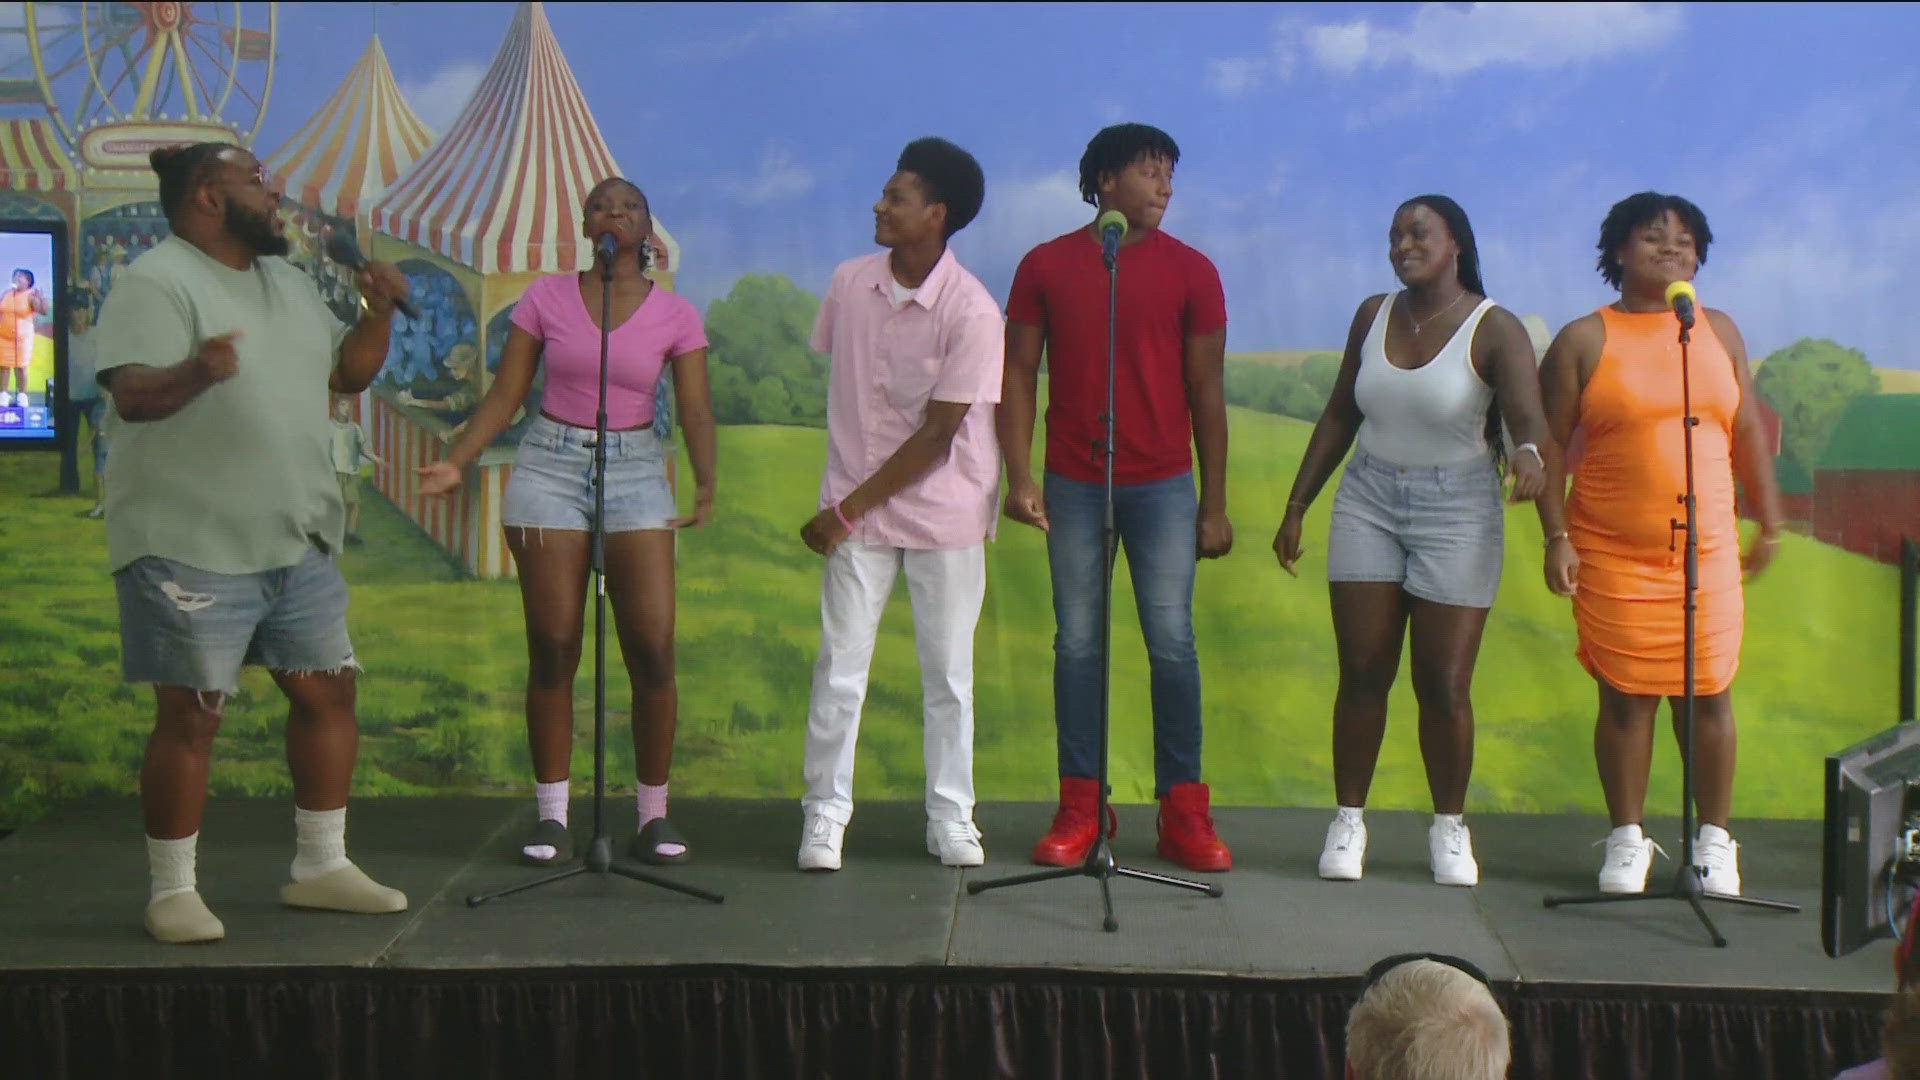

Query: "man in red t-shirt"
left=999, top=123, right=1234, bottom=873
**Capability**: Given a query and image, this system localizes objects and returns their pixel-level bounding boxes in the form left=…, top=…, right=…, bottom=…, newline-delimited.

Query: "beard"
left=226, top=200, right=290, bottom=258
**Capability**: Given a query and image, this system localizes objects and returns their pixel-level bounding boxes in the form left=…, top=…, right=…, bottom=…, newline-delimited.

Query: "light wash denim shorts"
left=1325, top=448, right=1505, bottom=609
left=113, top=544, right=354, bottom=692
left=502, top=413, right=675, bottom=533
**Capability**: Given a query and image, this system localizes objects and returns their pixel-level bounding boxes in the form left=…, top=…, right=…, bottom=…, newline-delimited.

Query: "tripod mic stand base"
left=966, top=839, right=1223, bottom=933
left=466, top=835, right=726, bottom=908
left=1543, top=863, right=1798, bottom=948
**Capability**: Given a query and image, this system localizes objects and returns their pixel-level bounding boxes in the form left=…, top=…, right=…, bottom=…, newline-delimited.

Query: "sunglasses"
left=1360, top=952, right=1495, bottom=994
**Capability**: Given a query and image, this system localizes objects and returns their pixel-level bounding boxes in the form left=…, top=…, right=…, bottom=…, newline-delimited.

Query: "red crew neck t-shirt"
left=1005, top=227, right=1226, bottom=485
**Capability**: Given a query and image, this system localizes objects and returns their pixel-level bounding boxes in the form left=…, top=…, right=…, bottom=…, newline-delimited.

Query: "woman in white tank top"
left=1273, top=196, right=1570, bottom=887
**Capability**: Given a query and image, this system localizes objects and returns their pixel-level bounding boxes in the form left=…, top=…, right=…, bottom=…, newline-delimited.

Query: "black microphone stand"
left=1543, top=299, right=1795, bottom=945
left=469, top=240, right=723, bottom=909
left=967, top=225, right=1224, bottom=932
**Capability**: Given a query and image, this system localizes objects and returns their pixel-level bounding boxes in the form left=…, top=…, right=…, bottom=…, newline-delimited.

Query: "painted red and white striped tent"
left=263, top=34, right=434, bottom=223
left=369, top=0, right=676, bottom=276
left=363, top=1, right=679, bottom=579
left=0, top=120, right=76, bottom=194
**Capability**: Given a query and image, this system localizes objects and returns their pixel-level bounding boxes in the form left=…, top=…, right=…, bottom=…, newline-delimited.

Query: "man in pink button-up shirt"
left=795, top=137, right=1004, bottom=872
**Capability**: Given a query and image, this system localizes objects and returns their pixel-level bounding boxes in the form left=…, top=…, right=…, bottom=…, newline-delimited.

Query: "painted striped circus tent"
left=263, top=33, right=433, bottom=245
left=0, top=119, right=79, bottom=236
left=262, top=33, right=435, bottom=482
left=365, top=0, right=681, bottom=580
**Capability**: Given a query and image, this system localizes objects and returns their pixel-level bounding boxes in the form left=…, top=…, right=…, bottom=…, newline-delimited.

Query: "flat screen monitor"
left=1824, top=721, right=1920, bottom=958
left=0, top=220, right=68, bottom=449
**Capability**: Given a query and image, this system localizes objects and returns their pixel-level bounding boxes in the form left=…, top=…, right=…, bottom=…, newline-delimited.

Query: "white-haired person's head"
left=1346, top=953, right=1510, bottom=1080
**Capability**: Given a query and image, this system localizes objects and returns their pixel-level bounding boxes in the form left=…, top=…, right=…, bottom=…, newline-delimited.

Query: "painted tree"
left=703, top=273, right=829, bottom=426
left=1754, top=338, right=1880, bottom=471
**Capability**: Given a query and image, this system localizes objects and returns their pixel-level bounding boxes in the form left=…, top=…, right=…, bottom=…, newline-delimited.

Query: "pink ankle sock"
left=637, top=782, right=685, bottom=857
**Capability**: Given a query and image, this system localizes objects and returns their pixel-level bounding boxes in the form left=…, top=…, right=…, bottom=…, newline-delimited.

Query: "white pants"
left=801, top=540, right=985, bottom=826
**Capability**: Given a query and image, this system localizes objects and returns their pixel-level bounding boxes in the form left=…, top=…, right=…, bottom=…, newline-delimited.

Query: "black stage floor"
left=0, top=798, right=1896, bottom=1078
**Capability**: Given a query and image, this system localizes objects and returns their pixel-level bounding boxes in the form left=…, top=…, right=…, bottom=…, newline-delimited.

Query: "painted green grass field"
left=0, top=405, right=1900, bottom=827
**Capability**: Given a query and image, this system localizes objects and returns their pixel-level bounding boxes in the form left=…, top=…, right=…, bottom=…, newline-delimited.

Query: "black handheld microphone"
left=1664, top=279, right=1696, bottom=331
left=324, top=232, right=419, bottom=321
left=1097, top=209, right=1128, bottom=268
left=594, top=232, right=617, bottom=280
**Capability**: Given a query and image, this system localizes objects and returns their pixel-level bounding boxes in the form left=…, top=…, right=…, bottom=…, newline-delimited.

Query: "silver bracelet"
left=1515, top=442, right=1545, bottom=468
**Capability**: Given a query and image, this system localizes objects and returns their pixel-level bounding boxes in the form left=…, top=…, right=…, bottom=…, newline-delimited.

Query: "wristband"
left=1516, top=442, right=1544, bottom=468
left=833, top=501, right=854, bottom=533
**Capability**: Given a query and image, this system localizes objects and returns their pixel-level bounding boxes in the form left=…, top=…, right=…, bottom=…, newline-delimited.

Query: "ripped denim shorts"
left=112, top=544, right=354, bottom=693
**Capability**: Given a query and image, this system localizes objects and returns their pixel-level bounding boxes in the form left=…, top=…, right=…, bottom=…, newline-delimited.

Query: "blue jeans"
left=1044, top=470, right=1201, bottom=796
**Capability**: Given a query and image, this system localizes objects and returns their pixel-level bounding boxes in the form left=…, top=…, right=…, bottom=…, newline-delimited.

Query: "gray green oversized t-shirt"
left=94, top=236, right=351, bottom=574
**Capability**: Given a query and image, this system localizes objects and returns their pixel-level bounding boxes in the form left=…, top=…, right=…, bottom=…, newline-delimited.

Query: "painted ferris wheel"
left=3, top=3, right=276, bottom=169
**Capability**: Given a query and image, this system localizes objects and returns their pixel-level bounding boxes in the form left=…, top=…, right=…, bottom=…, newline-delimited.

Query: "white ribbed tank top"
left=1353, top=292, right=1496, bottom=467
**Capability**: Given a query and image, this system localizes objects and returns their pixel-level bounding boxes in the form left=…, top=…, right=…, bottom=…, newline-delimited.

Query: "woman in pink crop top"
left=419, top=177, right=717, bottom=866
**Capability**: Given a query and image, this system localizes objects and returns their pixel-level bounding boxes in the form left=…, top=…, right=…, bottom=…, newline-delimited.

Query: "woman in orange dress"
left=1538, top=192, right=1782, bottom=897
left=0, top=267, right=48, bottom=407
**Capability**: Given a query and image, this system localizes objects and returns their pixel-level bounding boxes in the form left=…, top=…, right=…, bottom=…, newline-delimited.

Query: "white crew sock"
left=536, top=780, right=570, bottom=825
left=1336, top=805, right=1364, bottom=826
left=1699, top=822, right=1731, bottom=845
left=524, top=780, right=571, bottom=861
left=147, top=833, right=199, bottom=904
left=1434, top=813, right=1464, bottom=829
left=1611, top=823, right=1645, bottom=844
left=291, top=806, right=352, bottom=883
left=637, top=782, right=684, bottom=857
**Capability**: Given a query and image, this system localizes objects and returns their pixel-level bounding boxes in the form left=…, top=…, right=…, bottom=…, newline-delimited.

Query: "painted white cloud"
left=949, top=170, right=1090, bottom=294
left=1209, top=2, right=1683, bottom=96
left=984, top=169, right=1085, bottom=225
left=1206, top=58, right=1266, bottom=99
left=1307, top=2, right=1684, bottom=77
left=667, top=3, right=859, bottom=64
left=396, top=60, right=487, bottom=134
left=717, top=147, right=815, bottom=205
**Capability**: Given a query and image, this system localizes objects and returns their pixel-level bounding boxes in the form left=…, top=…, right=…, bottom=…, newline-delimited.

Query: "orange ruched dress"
left=1568, top=305, right=1743, bottom=696
left=0, top=289, right=33, bottom=370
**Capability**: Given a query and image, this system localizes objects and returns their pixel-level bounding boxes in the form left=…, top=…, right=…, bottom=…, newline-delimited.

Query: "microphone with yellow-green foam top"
left=1097, top=209, right=1128, bottom=267
left=1664, top=279, right=1696, bottom=329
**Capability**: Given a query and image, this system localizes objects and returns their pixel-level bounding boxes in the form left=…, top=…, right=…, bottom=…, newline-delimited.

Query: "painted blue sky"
left=251, top=2, right=1920, bottom=366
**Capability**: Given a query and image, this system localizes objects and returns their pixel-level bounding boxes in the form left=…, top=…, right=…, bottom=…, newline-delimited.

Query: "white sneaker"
left=1318, top=814, right=1367, bottom=880
left=1429, top=818, right=1479, bottom=886
left=1694, top=827, right=1741, bottom=895
left=926, top=819, right=985, bottom=867
left=1597, top=827, right=1666, bottom=894
left=797, top=814, right=845, bottom=872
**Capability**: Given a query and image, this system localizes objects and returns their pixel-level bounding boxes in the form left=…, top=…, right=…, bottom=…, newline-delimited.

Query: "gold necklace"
left=1406, top=290, right=1468, bottom=336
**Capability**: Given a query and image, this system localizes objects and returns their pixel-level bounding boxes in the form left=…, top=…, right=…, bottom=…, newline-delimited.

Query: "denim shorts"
left=113, top=545, right=355, bottom=692
left=502, top=413, right=675, bottom=533
left=1325, top=449, right=1505, bottom=609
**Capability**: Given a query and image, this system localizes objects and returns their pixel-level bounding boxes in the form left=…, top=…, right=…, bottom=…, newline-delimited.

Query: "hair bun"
left=148, top=144, right=190, bottom=173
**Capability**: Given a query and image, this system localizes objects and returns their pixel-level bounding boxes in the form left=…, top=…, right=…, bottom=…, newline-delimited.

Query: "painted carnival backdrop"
left=1, top=1, right=1914, bottom=827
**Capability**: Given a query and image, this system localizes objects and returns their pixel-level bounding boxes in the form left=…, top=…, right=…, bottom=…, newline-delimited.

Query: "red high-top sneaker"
left=1157, top=782, right=1231, bottom=872
left=1030, top=777, right=1116, bottom=866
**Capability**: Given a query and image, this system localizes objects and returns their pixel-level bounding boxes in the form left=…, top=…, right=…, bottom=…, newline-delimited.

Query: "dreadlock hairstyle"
left=150, top=142, right=244, bottom=222
left=1595, top=192, right=1712, bottom=290
left=1077, top=123, right=1180, bottom=207
left=1399, top=194, right=1509, bottom=475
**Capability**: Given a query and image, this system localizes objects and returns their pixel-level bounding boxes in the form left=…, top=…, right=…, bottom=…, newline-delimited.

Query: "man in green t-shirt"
left=93, top=141, right=412, bottom=945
